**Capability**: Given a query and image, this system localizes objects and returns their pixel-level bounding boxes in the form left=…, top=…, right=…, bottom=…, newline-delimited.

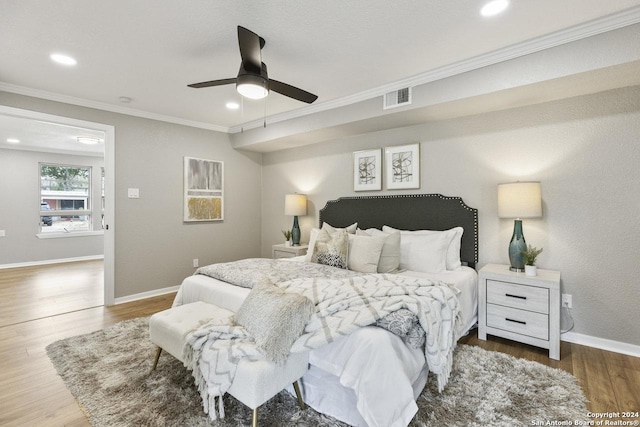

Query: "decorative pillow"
left=347, top=233, right=386, bottom=273
left=357, top=228, right=401, bottom=273
left=375, top=308, right=425, bottom=349
left=305, top=222, right=357, bottom=263
left=322, top=222, right=358, bottom=235
left=234, top=280, right=314, bottom=364
left=383, top=226, right=463, bottom=271
left=311, top=228, right=349, bottom=269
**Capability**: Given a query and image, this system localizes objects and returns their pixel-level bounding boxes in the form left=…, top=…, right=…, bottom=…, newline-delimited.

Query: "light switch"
left=127, top=188, right=140, bottom=199
left=0, top=230, right=5, bottom=237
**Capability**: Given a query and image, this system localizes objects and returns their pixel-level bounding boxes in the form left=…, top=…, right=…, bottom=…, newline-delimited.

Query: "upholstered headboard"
left=318, top=194, right=478, bottom=269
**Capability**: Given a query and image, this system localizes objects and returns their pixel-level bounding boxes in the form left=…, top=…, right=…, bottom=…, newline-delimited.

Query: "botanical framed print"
left=353, top=149, right=382, bottom=191
left=385, top=143, right=420, bottom=190
left=184, top=157, right=224, bottom=222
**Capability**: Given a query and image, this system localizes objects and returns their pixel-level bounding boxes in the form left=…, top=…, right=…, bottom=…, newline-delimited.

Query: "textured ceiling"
left=2, top=0, right=640, bottom=134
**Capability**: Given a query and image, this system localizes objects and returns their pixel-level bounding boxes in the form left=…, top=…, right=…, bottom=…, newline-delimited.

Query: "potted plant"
left=282, top=229, right=292, bottom=246
left=519, top=245, right=543, bottom=276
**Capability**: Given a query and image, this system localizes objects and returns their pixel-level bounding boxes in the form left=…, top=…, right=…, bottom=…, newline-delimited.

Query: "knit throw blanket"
left=183, top=274, right=461, bottom=421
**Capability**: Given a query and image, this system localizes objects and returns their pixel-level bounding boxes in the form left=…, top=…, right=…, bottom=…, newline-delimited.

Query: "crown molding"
left=0, top=82, right=229, bottom=133
left=2, top=5, right=640, bottom=135
left=228, top=5, right=640, bottom=133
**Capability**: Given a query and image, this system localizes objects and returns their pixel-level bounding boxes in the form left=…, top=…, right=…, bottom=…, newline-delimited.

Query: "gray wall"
left=262, top=85, right=640, bottom=347
left=0, top=149, right=104, bottom=263
left=0, top=91, right=263, bottom=299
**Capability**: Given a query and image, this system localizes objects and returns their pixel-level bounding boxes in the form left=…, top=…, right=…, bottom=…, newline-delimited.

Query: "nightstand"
left=272, top=243, right=309, bottom=259
left=478, top=263, right=561, bottom=360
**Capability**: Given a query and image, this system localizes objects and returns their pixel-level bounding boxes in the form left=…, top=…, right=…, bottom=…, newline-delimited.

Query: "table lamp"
left=285, top=194, right=307, bottom=246
left=498, top=182, right=542, bottom=271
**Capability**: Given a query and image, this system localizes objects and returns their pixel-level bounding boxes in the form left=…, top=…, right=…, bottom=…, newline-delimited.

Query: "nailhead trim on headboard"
left=319, top=194, right=478, bottom=268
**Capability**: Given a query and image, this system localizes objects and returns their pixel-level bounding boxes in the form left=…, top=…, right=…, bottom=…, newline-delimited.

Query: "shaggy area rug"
left=47, top=317, right=588, bottom=426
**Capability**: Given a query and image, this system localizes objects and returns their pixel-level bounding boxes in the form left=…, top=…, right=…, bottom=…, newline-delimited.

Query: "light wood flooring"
left=0, top=261, right=638, bottom=426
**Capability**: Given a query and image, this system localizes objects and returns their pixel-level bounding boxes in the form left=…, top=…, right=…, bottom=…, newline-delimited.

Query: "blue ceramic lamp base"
left=508, top=219, right=527, bottom=272
left=291, top=216, right=301, bottom=246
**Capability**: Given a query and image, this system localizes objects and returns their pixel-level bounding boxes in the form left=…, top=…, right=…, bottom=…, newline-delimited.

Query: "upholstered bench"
left=149, top=301, right=308, bottom=427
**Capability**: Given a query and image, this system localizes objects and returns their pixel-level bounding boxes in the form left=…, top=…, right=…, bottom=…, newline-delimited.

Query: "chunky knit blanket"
left=183, top=273, right=460, bottom=421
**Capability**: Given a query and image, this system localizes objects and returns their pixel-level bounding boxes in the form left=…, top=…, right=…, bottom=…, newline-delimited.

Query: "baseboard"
left=0, top=255, right=104, bottom=270
left=561, top=331, right=640, bottom=358
left=113, top=285, right=180, bottom=305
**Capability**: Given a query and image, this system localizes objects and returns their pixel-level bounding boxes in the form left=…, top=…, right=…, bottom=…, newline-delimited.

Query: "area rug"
left=47, top=317, right=588, bottom=426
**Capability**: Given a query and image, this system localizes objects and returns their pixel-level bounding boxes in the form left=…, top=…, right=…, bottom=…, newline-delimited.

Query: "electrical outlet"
left=562, top=294, right=572, bottom=309
left=193, top=258, right=199, bottom=268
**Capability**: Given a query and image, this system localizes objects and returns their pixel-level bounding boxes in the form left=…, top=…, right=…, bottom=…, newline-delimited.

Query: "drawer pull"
left=505, top=293, right=527, bottom=300
left=506, top=318, right=527, bottom=325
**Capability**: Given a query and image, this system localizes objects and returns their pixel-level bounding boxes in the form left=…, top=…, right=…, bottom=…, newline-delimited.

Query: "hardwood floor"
left=0, top=263, right=638, bottom=426
left=0, top=260, right=103, bottom=327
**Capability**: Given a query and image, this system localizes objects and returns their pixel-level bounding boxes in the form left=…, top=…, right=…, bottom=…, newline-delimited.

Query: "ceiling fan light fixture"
left=236, top=74, right=269, bottom=100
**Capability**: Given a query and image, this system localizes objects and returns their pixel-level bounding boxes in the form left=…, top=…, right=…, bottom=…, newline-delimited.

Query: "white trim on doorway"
left=0, top=105, right=115, bottom=305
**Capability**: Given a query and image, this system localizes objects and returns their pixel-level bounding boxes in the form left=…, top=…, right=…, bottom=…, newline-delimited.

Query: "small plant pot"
left=285, top=240, right=292, bottom=247
left=525, top=265, right=537, bottom=276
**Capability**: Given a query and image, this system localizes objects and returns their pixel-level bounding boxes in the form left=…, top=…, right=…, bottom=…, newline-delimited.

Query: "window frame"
left=38, top=162, right=95, bottom=236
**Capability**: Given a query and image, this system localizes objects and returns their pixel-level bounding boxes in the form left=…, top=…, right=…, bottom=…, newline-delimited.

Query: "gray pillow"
left=234, top=280, right=314, bottom=364
left=357, top=228, right=401, bottom=273
left=347, top=233, right=385, bottom=273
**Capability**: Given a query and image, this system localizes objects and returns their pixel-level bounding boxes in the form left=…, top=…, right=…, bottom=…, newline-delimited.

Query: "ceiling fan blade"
left=187, top=78, right=237, bottom=88
left=269, top=79, right=318, bottom=104
left=237, top=26, right=263, bottom=73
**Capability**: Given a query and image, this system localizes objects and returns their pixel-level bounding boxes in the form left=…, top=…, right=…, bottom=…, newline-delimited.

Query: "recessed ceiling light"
left=119, top=96, right=132, bottom=103
left=7, top=138, right=20, bottom=144
left=226, top=101, right=240, bottom=110
left=77, top=137, right=101, bottom=145
left=481, top=0, right=509, bottom=17
left=50, top=53, right=77, bottom=66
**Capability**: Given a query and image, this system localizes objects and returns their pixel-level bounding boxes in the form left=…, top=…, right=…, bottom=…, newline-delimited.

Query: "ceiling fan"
left=188, top=26, right=318, bottom=104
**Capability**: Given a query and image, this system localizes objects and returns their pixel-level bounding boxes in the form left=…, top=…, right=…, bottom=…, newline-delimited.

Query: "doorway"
left=0, top=105, right=115, bottom=306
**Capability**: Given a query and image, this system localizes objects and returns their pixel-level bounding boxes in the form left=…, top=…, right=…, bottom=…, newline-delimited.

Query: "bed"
left=173, top=194, right=479, bottom=427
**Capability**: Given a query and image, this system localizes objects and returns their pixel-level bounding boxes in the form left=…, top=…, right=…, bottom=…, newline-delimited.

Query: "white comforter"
left=173, top=259, right=478, bottom=427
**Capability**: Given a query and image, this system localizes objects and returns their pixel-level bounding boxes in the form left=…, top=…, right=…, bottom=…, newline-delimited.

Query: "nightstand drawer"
left=487, top=280, right=549, bottom=314
left=487, top=304, right=549, bottom=340
left=273, top=250, right=296, bottom=259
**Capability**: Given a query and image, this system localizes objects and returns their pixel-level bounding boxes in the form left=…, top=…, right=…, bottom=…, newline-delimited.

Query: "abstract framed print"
left=353, top=149, right=382, bottom=191
left=184, top=157, right=224, bottom=222
left=385, top=143, right=420, bottom=190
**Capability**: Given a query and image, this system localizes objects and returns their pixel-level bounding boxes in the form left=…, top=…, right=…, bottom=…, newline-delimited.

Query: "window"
left=39, top=163, right=93, bottom=233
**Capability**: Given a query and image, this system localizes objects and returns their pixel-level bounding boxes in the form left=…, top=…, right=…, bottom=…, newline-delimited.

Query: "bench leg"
left=293, top=380, right=305, bottom=410
left=152, top=347, right=162, bottom=370
left=251, top=407, right=258, bottom=427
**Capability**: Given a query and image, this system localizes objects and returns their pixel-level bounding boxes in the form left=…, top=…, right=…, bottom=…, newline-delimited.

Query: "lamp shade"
left=285, top=194, right=307, bottom=216
left=498, top=182, right=542, bottom=219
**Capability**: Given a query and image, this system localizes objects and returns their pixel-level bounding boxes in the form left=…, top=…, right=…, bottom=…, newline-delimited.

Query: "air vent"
left=383, top=87, right=412, bottom=110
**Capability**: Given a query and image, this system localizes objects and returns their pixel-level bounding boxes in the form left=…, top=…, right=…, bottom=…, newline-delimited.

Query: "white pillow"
left=382, top=226, right=463, bottom=271
left=395, top=231, right=449, bottom=273
left=305, top=228, right=321, bottom=262
left=347, top=234, right=386, bottom=273
left=357, top=228, right=401, bottom=273
left=306, top=222, right=358, bottom=262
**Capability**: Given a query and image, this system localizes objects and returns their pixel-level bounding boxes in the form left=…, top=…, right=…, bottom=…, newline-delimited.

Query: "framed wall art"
left=184, top=156, right=224, bottom=222
left=353, top=148, right=382, bottom=191
left=385, top=143, right=420, bottom=190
